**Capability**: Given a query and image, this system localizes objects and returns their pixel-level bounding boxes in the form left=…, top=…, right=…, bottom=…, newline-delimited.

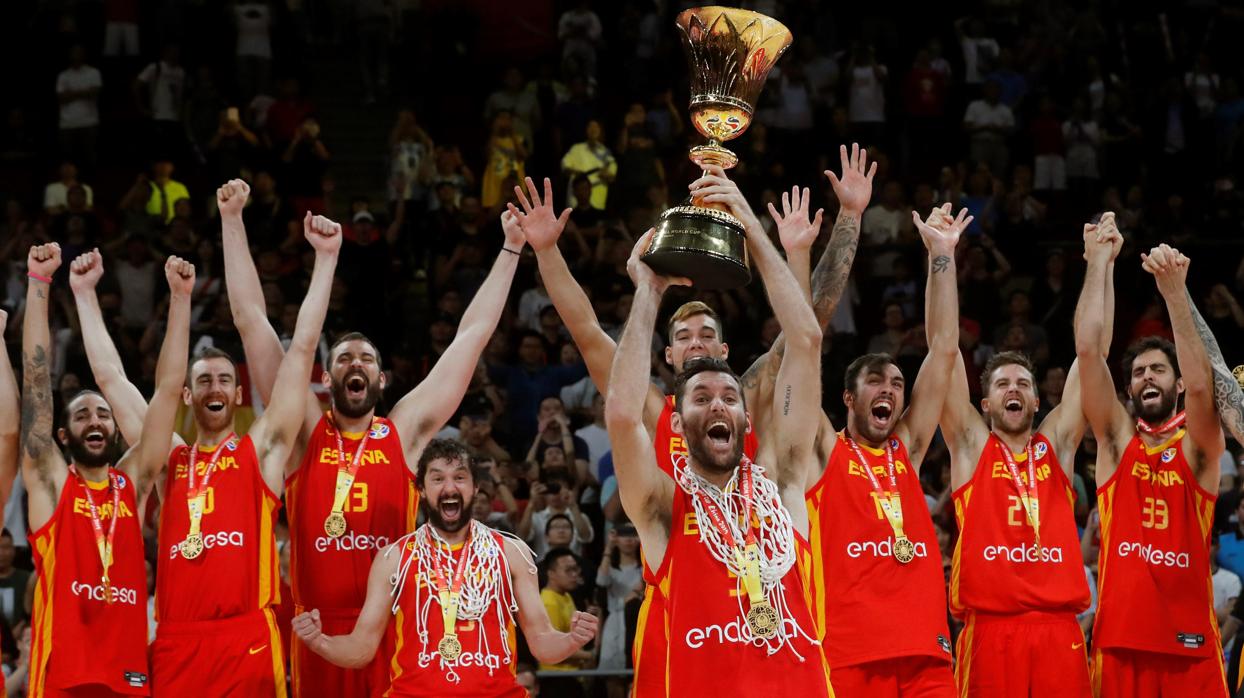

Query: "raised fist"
left=304, top=212, right=342, bottom=255
left=165, top=256, right=196, bottom=297
left=217, top=179, right=251, bottom=218
left=69, top=248, right=105, bottom=294
left=27, top=243, right=62, bottom=279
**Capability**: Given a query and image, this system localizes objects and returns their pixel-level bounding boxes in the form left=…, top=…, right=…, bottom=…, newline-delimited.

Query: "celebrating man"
left=292, top=440, right=599, bottom=696
left=604, top=166, right=831, bottom=695
left=21, top=245, right=191, bottom=696
left=938, top=224, right=1108, bottom=696
left=1076, top=230, right=1228, bottom=696
left=218, top=178, right=527, bottom=697
left=803, top=204, right=970, bottom=697
left=0, top=311, right=17, bottom=696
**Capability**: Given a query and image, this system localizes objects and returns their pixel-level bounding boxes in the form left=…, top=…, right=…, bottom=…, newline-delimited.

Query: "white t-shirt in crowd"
left=44, top=182, right=94, bottom=211
left=1213, top=566, right=1241, bottom=611
left=961, top=37, right=999, bottom=84
left=848, top=65, right=887, bottom=123
left=137, top=61, right=186, bottom=122
left=574, top=422, right=610, bottom=471
left=964, top=99, right=1015, bottom=131
left=56, top=65, right=102, bottom=129
left=235, top=3, right=272, bottom=58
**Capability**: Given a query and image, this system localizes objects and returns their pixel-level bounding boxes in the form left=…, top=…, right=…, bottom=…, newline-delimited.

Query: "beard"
left=684, top=420, right=744, bottom=476
left=331, top=370, right=382, bottom=419
left=1131, top=388, right=1178, bottom=424
left=64, top=430, right=121, bottom=468
left=424, top=492, right=473, bottom=533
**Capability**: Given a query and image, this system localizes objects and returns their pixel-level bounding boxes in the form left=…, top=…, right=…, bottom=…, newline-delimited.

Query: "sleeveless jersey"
left=286, top=414, right=418, bottom=611
left=30, top=468, right=149, bottom=695
left=633, top=397, right=762, bottom=695
left=654, top=396, right=760, bottom=477
left=385, top=532, right=524, bottom=698
left=805, top=434, right=951, bottom=667
left=654, top=472, right=832, bottom=696
left=1094, top=430, right=1218, bottom=657
left=157, top=435, right=281, bottom=622
left=949, top=433, right=1089, bottom=617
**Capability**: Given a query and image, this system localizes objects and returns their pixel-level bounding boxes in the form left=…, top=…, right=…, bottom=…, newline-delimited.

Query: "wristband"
left=502, top=247, right=521, bottom=256
left=27, top=272, right=52, bottom=284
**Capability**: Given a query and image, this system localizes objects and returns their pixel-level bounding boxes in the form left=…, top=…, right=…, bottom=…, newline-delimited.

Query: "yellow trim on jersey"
left=1142, top=428, right=1186, bottom=455
left=955, top=613, right=975, bottom=698
left=390, top=606, right=408, bottom=686
left=259, top=496, right=278, bottom=609
left=30, top=524, right=58, bottom=698
left=264, top=608, right=288, bottom=698
left=804, top=489, right=828, bottom=640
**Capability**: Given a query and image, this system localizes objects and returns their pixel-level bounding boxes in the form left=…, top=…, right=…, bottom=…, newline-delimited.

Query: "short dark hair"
left=572, top=174, right=591, bottom=189
left=415, top=439, right=473, bottom=488
left=544, top=513, right=573, bottom=535
left=62, top=389, right=107, bottom=426
left=844, top=353, right=898, bottom=394
left=186, top=347, right=238, bottom=387
left=329, top=331, right=383, bottom=370
left=1122, top=336, right=1180, bottom=379
left=673, top=356, right=741, bottom=411
left=541, top=547, right=577, bottom=577
left=979, top=351, right=1036, bottom=396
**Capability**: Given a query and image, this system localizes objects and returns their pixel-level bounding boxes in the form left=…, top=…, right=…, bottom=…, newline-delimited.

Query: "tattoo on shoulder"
left=932, top=255, right=950, bottom=274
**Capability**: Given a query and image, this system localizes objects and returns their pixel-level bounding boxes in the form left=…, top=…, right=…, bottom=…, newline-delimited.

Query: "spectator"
left=613, top=105, right=665, bottom=214
left=1214, top=535, right=1243, bottom=628
left=561, top=119, right=616, bottom=210
left=963, top=80, right=1014, bottom=177
left=866, top=302, right=920, bottom=358
left=388, top=110, right=434, bottom=206
left=596, top=525, right=643, bottom=697
left=985, top=49, right=1027, bottom=109
left=1185, top=51, right=1220, bottom=119
left=482, top=111, right=527, bottom=208
left=1030, top=96, right=1067, bottom=192
left=55, top=46, right=102, bottom=169
left=267, top=77, right=314, bottom=147
left=206, top=108, right=260, bottom=183
left=233, top=1, right=273, bottom=99
left=1219, top=497, right=1244, bottom=580
left=43, top=162, right=94, bottom=215
left=956, top=17, right=999, bottom=89
left=846, top=43, right=888, bottom=147
left=102, top=0, right=140, bottom=57
left=526, top=396, right=591, bottom=481
left=282, top=117, right=331, bottom=213
left=860, top=181, right=913, bottom=278
left=1063, top=97, right=1102, bottom=195
left=0, top=531, right=29, bottom=628
left=134, top=44, right=188, bottom=161
left=521, top=472, right=593, bottom=557
left=485, top=67, right=541, bottom=152
left=540, top=548, right=593, bottom=696
left=558, top=0, right=602, bottom=82
left=114, top=235, right=159, bottom=332
left=118, top=159, right=190, bottom=226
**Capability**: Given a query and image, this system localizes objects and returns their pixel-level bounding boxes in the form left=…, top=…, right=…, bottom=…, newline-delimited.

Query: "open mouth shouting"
left=706, top=419, right=734, bottom=450
left=870, top=397, right=895, bottom=430
left=83, top=429, right=107, bottom=450
left=205, top=399, right=226, bottom=414
left=437, top=495, right=464, bottom=524
left=1140, top=385, right=1162, bottom=408
left=1004, top=396, right=1024, bottom=415
left=345, top=371, right=369, bottom=400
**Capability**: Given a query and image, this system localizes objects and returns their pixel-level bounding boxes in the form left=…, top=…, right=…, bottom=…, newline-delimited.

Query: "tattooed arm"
left=0, top=311, right=17, bottom=520
left=1188, top=292, right=1244, bottom=445
left=21, top=244, right=69, bottom=533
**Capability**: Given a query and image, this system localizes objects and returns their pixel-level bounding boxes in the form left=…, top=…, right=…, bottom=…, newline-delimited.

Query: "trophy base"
left=642, top=203, right=750, bottom=290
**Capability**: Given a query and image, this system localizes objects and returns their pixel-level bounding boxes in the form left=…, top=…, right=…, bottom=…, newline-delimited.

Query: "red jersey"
left=950, top=433, right=1089, bottom=617
left=1094, top=430, right=1218, bottom=657
left=805, top=434, right=951, bottom=667
left=286, top=414, right=418, bottom=611
left=633, top=397, right=762, bottom=696
left=30, top=468, right=149, bottom=695
left=385, top=529, right=524, bottom=698
left=157, top=435, right=281, bottom=622
left=653, top=470, right=831, bottom=696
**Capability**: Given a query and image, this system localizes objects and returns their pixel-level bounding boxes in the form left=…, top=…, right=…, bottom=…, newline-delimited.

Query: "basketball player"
left=292, top=440, right=599, bottom=696
left=21, top=245, right=194, bottom=696
left=513, top=144, right=872, bottom=694
left=938, top=222, right=1116, bottom=696
left=604, top=166, right=831, bottom=695
left=1076, top=228, right=1228, bottom=697
left=140, top=214, right=339, bottom=696
left=0, top=309, right=18, bottom=697
left=803, top=203, right=970, bottom=697
left=218, top=178, right=527, bottom=697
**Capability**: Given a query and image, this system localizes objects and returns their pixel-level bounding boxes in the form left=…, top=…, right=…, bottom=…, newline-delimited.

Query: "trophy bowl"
left=642, top=6, right=792, bottom=291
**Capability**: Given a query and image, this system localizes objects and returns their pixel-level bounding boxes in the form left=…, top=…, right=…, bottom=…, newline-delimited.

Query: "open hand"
left=767, top=185, right=823, bottom=254
left=826, top=143, right=877, bottom=216
left=510, top=177, right=571, bottom=252
left=912, top=203, right=971, bottom=251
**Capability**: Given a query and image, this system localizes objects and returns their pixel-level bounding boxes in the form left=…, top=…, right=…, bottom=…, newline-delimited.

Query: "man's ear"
left=670, top=411, right=684, bottom=436
left=57, top=427, right=68, bottom=447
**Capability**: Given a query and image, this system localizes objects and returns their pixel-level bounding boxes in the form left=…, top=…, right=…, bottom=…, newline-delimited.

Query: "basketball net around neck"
left=386, top=520, right=537, bottom=684
left=672, top=452, right=817, bottom=658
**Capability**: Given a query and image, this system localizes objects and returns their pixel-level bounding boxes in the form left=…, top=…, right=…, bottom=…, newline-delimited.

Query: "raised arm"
left=1143, top=245, right=1226, bottom=473
left=21, top=244, right=69, bottom=532
left=899, top=205, right=971, bottom=469
left=0, top=311, right=17, bottom=516
left=249, top=214, right=341, bottom=491
left=507, top=538, right=598, bottom=664
left=517, top=177, right=667, bottom=433
left=1073, top=215, right=1130, bottom=473
left=388, top=210, right=523, bottom=468
left=604, top=233, right=682, bottom=565
left=120, top=257, right=195, bottom=500
left=1187, top=291, right=1244, bottom=446
left=766, top=184, right=824, bottom=300
left=740, top=145, right=872, bottom=407
left=292, top=541, right=398, bottom=668
left=68, top=249, right=148, bottom=445
left=693, top=166, right=822, bottom=521
left=218, top=179, right=320, bottom=435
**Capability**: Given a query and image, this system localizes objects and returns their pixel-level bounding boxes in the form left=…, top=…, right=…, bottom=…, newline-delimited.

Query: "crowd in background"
left=5, top=1, right=1244, bottom=695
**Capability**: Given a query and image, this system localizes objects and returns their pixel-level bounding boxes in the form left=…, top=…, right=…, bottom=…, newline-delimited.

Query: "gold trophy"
left=642, top=6, right=792, bottom=290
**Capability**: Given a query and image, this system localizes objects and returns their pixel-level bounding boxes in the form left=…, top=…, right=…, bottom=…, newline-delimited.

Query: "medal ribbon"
left=329, top=416, right=376, bottom=520
left=1136, top=410, right=1186, bottom=435
left=71, top=465, right=121, bottom=602
left=430, top=527, right=473, bottom=642
left=693, top=457, right=764, bottom=607
left=185, top=433, right=235, bottom=539
left=998, top=437, right=1040, bottom=545
left=844, top=435, right=907, bottom=541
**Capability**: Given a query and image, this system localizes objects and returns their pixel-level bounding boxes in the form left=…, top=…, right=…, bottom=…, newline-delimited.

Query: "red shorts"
left=1092, top=647, right=1228, bottom=698
left=149, top=609, right=286, bottom=697
left=830, top=655, right=954, bottom=698
left=291, top=606, right=395, bottom=698
left=955, top=610, right=1090, bottom=698
left=41, top=687, right=138, bottom=698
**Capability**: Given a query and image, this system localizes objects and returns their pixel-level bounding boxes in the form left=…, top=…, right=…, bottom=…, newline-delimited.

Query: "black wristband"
left=502, top=247, right=521, bottom=256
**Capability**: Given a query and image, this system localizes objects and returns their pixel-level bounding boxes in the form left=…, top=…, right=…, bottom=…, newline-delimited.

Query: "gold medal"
left=893, top=535, right=915, bottom=564
left=180, top=533, right=205, bottom=560
left=745, top=601, right=780, bottom=639
left=324, top=511, right=347, bottom=538
left=438, top=634, right=462, bottom=661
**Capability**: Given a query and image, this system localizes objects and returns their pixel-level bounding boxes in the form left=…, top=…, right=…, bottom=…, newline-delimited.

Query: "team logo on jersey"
left=115, top=473, right=127, bottom=489
left=225, top=438, right=238, bottom=451
left=369, top=423, right=390, bottom=440
left=1033, top=442, right=1048, bottom=460
left=1161, top=448, right=1177, bottom=463
left=889, top=438, right=900, bottom=450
